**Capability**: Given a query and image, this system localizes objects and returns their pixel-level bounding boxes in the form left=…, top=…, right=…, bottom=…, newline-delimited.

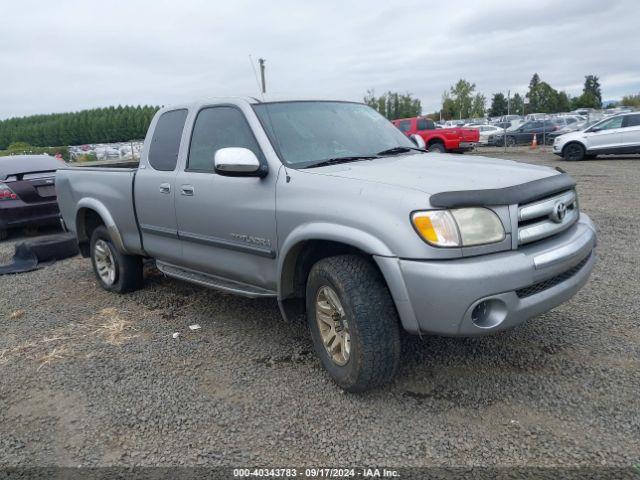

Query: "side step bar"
left=156, top=261, right=277, bottom=298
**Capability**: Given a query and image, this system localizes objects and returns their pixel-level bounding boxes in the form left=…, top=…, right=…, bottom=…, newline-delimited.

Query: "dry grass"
left=0, top=307, right=139, bottom=369
left=91, top=307, right=139, bottom=345
left=37, top=345, right=70, bottom=371
left=9, top=309, right=26, bottom=320
left=0, top=341, right=36, bottom=366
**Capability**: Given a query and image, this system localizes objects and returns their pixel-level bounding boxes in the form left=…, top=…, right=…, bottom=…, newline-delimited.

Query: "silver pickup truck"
left=56, top=98, right=596, bottom=391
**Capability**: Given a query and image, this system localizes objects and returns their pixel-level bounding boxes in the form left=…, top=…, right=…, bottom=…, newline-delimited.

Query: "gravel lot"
left=1, top=148, right=639, bottom=469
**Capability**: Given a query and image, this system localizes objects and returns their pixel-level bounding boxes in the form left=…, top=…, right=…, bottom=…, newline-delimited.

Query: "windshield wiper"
left=376, top=146, right=426, bottom=156
left=302, top=155, right=379, bottom=169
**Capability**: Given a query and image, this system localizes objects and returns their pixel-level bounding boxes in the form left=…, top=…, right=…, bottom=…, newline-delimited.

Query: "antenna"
left=248, top=55, right=263, bottom=98
left=258, top=58, right=266, bottom=94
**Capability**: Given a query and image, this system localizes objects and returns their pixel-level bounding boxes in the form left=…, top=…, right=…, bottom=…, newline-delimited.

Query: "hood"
left=300, top=153, right=558, bottom=196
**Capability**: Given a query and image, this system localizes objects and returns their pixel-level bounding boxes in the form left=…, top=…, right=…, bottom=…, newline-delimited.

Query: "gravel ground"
left=0, top=148, right=639, bottom=469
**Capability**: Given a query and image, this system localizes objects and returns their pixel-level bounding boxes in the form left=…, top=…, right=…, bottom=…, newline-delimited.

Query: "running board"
left=156, top=261, right=277, bottom=298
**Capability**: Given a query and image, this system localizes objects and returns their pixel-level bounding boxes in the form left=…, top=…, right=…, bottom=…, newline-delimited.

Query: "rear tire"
left=305, top=254, right=401, bottom=392
left=90, top=226, right=143, bottom=293
left=427, top=142, right=446, bottom=153
left=563, top=143, right=585, bottom=161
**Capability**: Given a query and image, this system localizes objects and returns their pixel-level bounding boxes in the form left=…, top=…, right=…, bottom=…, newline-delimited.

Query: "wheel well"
left=562, top=141, right=585, bottom=155
left=279, top=240, right=371, bottom=322
left=427, top=138, right=444, bottom=146
left=76, top=208, right=105, bottom=257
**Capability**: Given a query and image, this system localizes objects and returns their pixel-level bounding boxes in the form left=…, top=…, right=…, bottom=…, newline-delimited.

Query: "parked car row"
left=69, top=141, right=144, bottom=162
left=487, top=120, right=562, bottom=146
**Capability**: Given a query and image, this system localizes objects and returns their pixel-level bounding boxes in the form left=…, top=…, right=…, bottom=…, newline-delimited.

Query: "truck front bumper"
left=375, top=213, right=596, bottom=336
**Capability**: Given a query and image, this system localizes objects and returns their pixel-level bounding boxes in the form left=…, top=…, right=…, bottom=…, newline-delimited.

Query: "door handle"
left=180, top=185, right=195, bottom=196
left=159, top=183, right=171, bottom=194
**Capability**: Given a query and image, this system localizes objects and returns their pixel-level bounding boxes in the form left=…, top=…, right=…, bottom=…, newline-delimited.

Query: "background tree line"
left=0, top=105, right=159, bottom=150
left=364, top=90, right=422, bottom=120
left=366, top=73, right=630, bottom=121
left=487, top=74, right=602, bottom=117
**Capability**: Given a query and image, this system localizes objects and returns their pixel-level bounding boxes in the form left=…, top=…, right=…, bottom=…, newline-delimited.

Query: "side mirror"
left=214, top=147, right=267, bottom=177
left=410, top=134, right=426, bottom=149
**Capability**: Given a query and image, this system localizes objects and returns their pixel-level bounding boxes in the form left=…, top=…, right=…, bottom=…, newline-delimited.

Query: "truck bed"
left=55, top=166, right=144, bottom=255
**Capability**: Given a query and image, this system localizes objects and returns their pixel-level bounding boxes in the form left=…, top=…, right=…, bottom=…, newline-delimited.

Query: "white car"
left=473, top=125, right=504, bottom=145
left=553, top=112, right=640, bottom=161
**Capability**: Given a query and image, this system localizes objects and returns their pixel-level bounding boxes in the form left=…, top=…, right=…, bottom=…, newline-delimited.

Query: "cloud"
left=1, top=0, right=639, bottom=119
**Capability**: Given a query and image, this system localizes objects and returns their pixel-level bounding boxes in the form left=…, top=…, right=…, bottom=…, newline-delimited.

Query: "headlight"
left=411, top=208, right=505, bottom=247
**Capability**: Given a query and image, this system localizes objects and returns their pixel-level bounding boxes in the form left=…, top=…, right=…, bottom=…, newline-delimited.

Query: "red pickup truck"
left=392, top=117, right=479, bottom=153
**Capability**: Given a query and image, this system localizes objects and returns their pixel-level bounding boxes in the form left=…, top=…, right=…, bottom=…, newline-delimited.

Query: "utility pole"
left=258, top=58, right=266, bottom=94
left=507, top=89, right=511, bottom=116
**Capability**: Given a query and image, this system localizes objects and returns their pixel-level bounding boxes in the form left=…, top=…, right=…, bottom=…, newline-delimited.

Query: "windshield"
left=253, top=101, right=415, bottom=167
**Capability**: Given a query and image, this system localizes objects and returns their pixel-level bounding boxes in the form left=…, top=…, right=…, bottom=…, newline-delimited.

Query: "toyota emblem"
left=550, top=201, right=567, bottom=223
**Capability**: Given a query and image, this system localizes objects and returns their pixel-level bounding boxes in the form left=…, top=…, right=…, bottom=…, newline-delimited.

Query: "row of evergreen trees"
left=0, top=105, right=160, bottom=150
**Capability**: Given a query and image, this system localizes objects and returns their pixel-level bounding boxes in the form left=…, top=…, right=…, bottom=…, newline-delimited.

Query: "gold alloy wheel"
left=94, top=239, right=116, bottom=285
left=315, top=285, right=351, bottom=366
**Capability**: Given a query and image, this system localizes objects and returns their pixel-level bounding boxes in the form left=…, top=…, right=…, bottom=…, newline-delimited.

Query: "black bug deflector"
left=429, top=173, right=576, bottom=208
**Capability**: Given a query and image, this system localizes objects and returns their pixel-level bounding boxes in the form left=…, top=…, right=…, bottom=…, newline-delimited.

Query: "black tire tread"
left=563, top=142, right=585, bottom=161
left=90, top=226, right=143, bottom=294
left=307, top=254, right=400, bottom=392
left=428, top=142, right=446, bottom=153
left=27, top=234, right=78, bottom=261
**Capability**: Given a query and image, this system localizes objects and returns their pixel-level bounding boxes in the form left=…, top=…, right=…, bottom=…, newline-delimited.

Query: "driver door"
left=584, top=116, right=624, bottom=151
left=174, top=105, right=279, bottom=291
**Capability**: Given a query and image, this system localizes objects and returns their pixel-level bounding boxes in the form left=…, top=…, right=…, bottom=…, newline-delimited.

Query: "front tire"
left=90, top=226, right=143, bottom=293
left=305, top=255, right=401, bottom=392
left=563, top=143, right=585, bottom=161
left=428, top=142, right=446, bottom=153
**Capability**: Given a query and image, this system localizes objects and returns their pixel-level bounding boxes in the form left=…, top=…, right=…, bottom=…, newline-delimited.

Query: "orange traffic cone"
left=530, top=134, right=538, bottom=149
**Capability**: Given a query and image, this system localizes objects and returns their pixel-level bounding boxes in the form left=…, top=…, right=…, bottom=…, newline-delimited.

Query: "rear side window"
left=416, top=118, right=434, bottom=130
left=148, top=109, right=188, bottom=171
left=623, top=114, right=640, bottom=127
left=187, top=106, right=262, bottom=172
left=397, top=120, right=412, bottom=132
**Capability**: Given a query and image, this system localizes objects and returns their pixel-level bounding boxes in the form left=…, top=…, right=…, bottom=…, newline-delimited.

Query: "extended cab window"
left=148, top=109, right=188, bottom=171
left=398, top=120, right=412, bottom=132
left=417, top=118, right=434, bottom=130
left=188, top=107, right=262, bottom=172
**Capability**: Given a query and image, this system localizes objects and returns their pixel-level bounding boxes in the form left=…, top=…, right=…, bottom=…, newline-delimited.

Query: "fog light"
left=470, top=298, right=508, bottom=329
left=472, top=301, right=489, bottom=324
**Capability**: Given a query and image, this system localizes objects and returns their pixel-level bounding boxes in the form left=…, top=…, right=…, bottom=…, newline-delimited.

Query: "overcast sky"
left=2, top=0, right=639, bottom=119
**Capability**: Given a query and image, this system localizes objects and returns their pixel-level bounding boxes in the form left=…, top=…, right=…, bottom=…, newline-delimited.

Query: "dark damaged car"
left=0, top=155, right=62, bottom=240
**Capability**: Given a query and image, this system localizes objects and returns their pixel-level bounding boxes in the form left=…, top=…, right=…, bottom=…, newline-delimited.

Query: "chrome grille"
left=517, top=190, right=578, bottom=245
